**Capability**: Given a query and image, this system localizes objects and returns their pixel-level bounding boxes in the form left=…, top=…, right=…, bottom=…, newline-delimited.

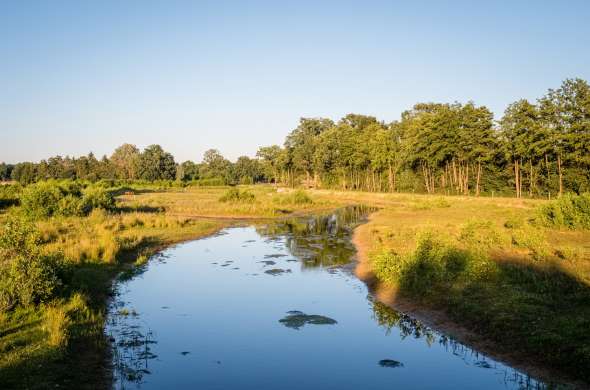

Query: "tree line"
left=2, top=78, right=588, bottom=197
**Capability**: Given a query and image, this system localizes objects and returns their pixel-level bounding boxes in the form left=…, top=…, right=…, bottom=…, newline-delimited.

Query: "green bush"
left=80, top=186, right=115, bottom=214
left=0, top=217, right=64, bottom=311
left=539, top=193, right=590, bottom=230
left=20, top=182, right=64, bottom=219
left=219, top=188, right=255, bottom=203
left=273, top=189, right=314, bottom=205
left=0, top=184, right=22, bottom=208
left=19, top=181, right=114, bottom=218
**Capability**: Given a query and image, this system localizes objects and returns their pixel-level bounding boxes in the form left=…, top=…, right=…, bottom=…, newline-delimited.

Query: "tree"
left=256, top=145, right=282, bottom=183
left=0, top=163, right=14, bottom=181
left=137, top=145, right=176, bottom=181
left=110, top=144, right=140, bottom=180
left=200, top=149, right=231, bottom=181
left=11, top=163, right=37, bottom=185
left=285, top=118, right=334, bottom=185
left=539, top=78, right=590, bottom=195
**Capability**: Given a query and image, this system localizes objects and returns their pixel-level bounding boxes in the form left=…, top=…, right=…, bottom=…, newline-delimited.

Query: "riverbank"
left=0, top=185, right=349, bottom=389
left=348, top=193, right=590, bottom=388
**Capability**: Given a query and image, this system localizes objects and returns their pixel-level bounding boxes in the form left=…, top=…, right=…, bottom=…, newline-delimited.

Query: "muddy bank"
left=351, top=212, right=586, bottom=389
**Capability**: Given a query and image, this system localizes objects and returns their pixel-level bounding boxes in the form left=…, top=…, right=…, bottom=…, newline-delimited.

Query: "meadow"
left=0, top=182, right=589, bottom=387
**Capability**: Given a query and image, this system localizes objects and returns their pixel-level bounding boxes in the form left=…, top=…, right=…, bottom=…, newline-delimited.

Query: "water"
left=107, top=206, right=544, bottom=389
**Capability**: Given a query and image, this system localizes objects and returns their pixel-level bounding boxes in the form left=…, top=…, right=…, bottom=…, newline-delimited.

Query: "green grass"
left=349, top=190, right=590, bottom=383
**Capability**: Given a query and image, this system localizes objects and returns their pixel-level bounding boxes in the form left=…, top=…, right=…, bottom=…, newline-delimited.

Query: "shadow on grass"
left=390, top=248, right=590, bottom=385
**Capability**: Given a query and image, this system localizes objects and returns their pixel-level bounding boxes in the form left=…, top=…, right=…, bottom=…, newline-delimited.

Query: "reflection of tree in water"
left=370, top=299, right=547, bottom=390
left=108, top=298, right=158, bottom=389
left=257, top=205, right=376, bottom=269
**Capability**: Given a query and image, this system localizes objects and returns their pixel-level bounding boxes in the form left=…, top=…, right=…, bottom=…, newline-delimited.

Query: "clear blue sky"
left=1, top=0, right=589, bottom=164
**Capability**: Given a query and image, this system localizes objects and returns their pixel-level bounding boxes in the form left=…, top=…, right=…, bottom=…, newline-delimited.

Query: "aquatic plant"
left=278, top=311, right=337, bottom=329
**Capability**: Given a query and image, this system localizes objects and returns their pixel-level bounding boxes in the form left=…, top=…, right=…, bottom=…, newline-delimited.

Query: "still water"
left=107, top=206, right=544, bottom=389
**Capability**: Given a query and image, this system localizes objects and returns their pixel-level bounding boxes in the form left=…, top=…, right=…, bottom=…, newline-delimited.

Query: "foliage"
left=538, top=192, right=590, bottom=229
left=19, top=181, right=114, bottom=219
left=137, top=144, right=176, bottom=181
left=373, top=232, right=495, bottom=292
left=0, top=183, right=21, bottom=208
left=0, top=217, right=64, bottom=311
left=218, top=187, right=256, bottom=203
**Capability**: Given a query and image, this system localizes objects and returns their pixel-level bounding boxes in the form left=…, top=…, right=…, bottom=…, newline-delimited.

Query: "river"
left=106, top=206, right=544, bottom=389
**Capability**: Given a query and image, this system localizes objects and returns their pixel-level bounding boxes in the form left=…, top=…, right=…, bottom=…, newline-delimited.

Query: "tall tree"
left=111, top=144, right=140, bottom=180
left=137, top=145, right=176, bottom=181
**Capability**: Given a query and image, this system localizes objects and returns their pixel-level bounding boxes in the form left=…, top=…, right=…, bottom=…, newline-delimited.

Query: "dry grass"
left=118, top=186, right=343, bottom=218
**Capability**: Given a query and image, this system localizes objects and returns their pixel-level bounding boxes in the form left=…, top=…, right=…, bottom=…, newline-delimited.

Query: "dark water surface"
left=107, top=206, right=545, bottom=389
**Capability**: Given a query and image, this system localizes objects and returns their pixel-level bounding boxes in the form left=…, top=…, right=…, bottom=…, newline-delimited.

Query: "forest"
left=2, top=78, right=589, bottom=198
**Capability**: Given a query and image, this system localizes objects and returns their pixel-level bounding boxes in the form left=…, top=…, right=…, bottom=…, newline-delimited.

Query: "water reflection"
left=256, top=205, right=376, bottom=269
left=370, top=299, right=546, bottom=389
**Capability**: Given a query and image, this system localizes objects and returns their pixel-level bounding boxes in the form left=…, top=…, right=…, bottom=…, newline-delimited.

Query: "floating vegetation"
left=379, top=359, right=404, bottom=368
left=264, top=268, right=292, bottom=276
left=259, top=260, right=276, bottom=266
left=264, top=253, right=288, bottom=258
left=279, top=311, right=337, bottom=329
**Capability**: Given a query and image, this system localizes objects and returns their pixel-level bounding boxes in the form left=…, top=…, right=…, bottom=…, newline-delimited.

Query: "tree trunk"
left=476, top=161, right=481, bottom=196
left=519, top=158, right=523, bottom=198
left=557, top=154, right=563, bottom=196
left=544, top=154, right=550, bottom=198
left=529, top=159, right=534, bottom=197
left=514, top=159, right=520, bottom=198
left=388, top=163, right=394, bottom=192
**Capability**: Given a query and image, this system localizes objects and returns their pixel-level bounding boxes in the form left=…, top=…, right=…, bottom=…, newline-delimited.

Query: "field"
left=1, top=185, right=589, bottom=387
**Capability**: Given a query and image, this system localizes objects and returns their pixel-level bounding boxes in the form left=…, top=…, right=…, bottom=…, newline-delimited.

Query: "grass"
left=2, top=185, right=589, bottom=386
left=343, top=189, right=590, bottom=384
left=0, top=184, right=340, bottom=389
left=117, top=186, right=337, bottom=218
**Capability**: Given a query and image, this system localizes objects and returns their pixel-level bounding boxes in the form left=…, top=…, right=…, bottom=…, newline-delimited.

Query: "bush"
left=273, top=189, right=314, bottom=205
left=20, top=182, right=64, bottom=219
left=291, top=189, right=313, bottom=204
left=539, top=193, right=590, bottom=230
left=0, top=184, right=22, bottom=208
left=79, top=186, right=115, bottom=214
left=19, top=181, right=114, bottom=219
left=219, top=188, right=255, bottom=203
left=0, top=217, right=64, bottom=311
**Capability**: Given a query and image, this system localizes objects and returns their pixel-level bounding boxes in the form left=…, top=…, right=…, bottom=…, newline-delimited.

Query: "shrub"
left=273, top=189, right=314, bottom=205
left=20, top=182, right=64, bottom=219
left=538, top=193, right=590, bottom=230
left=291, top=189, right=313, bottom=204
left=0, top=217, right=64, bottom=311
left=19, top=181, right=114, bottom=218
left=0, top=184, right=21, bottom=208
left=459, top=219, right=505, bottom=249
left=79, top=186, right=115, bottom=214
left=373, top=231, right=496, bottom=292
left=219, top=188, right=255, bottom=203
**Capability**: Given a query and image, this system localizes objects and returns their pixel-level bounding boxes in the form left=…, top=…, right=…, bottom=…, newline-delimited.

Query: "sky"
left=1, top=0, right=589, bottom=164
